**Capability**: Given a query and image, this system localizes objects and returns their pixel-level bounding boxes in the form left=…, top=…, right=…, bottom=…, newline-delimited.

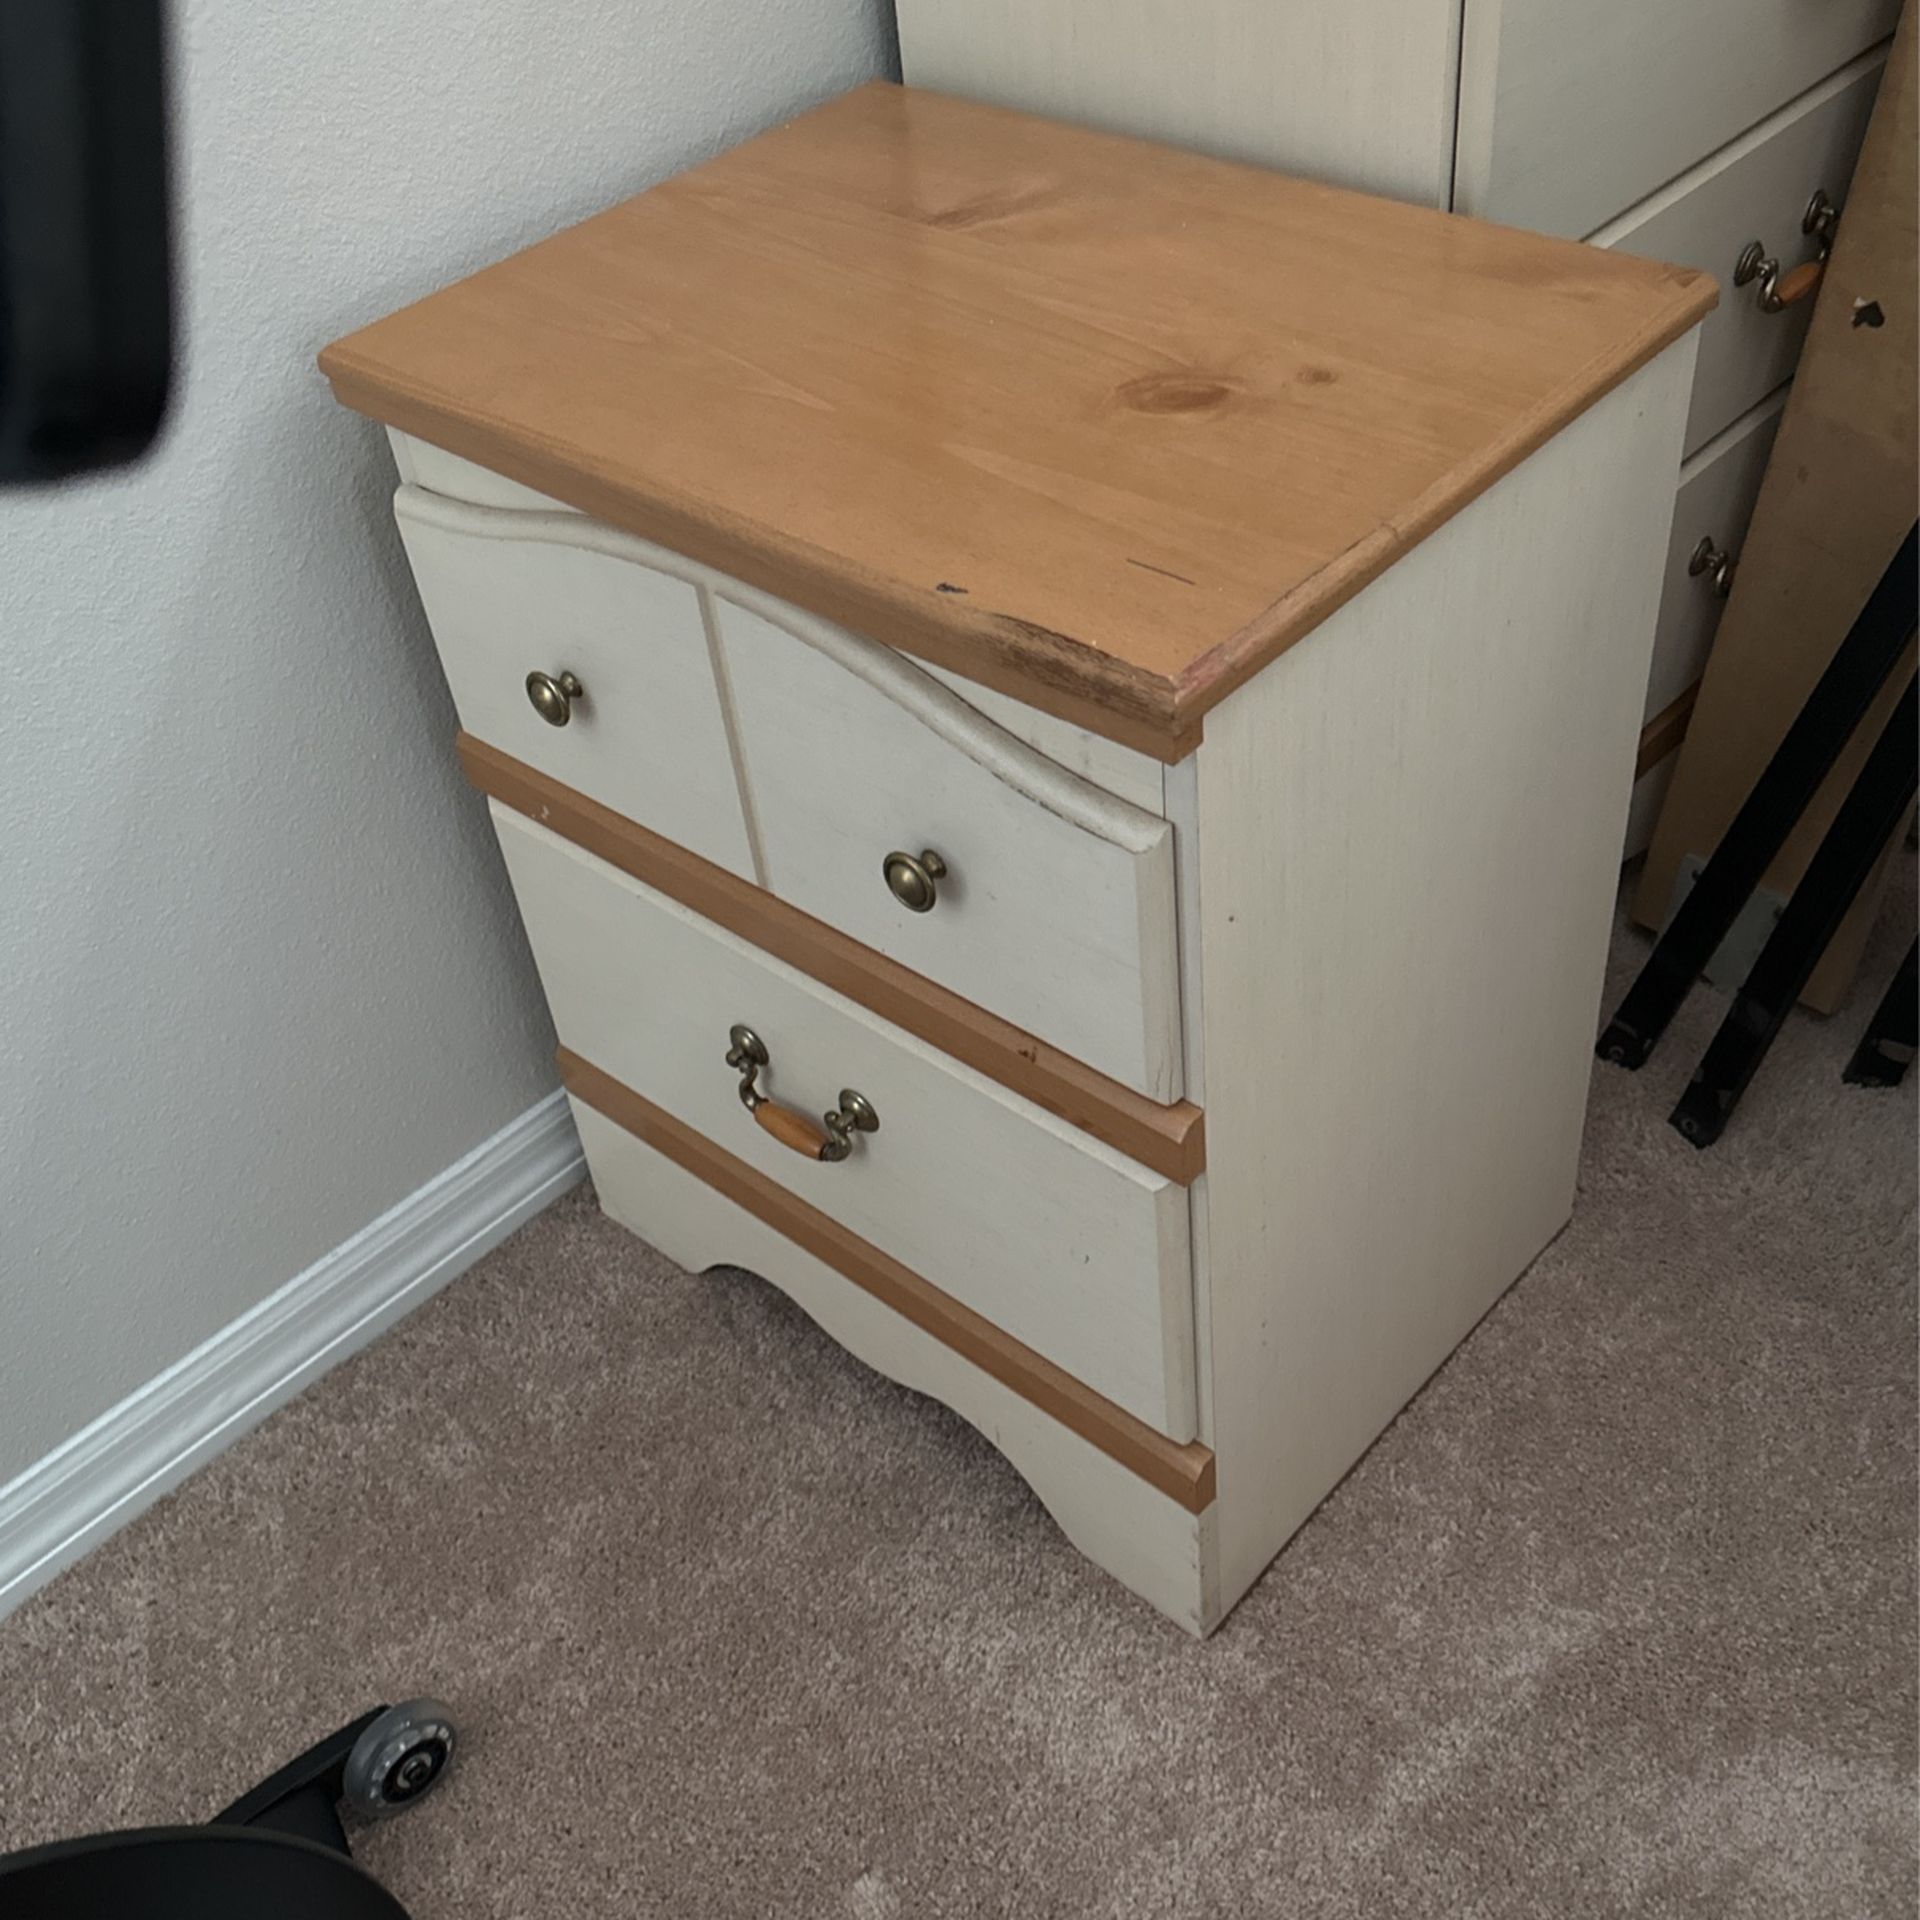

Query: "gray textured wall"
left=0, top=0, right=895, bottom=1482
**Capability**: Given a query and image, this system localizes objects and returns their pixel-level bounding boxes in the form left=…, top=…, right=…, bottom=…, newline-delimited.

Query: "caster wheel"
left=343, top=1698, right=457, bottom=1819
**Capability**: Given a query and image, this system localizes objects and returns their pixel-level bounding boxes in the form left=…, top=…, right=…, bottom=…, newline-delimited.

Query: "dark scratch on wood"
left=934, top=581, right=969, bottom=594
left=1127, top=558, right=1198, bottom=587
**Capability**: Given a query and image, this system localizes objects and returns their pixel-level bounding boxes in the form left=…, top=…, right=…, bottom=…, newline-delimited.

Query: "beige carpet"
left=2, top=875, right=1914, bottom=1918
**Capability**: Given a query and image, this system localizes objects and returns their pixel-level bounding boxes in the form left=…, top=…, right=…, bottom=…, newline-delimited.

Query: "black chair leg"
left=1599, top=523, right=1918, bottom=1070
left=1670, top=677, right=1918, bottom=1148
left=210, top=1707, right=386, bottom=1855
left=1845, top=938, right=1919, bottom=1088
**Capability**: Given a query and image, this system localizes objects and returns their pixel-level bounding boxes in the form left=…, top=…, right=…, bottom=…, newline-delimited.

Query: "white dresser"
left=895, top=0, right=1897, bottom=850
left=321, top=85, right=1711, bottom=1632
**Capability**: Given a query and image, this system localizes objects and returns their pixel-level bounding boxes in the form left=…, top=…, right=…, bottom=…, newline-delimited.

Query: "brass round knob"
left=525, top=669, right=584, bottom=727
left=882, top=848, right=947, bottom=912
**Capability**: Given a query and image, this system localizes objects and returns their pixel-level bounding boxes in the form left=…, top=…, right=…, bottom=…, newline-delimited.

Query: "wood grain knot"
left=922, top=185, right=1054, bottom=230
left=1114, top=372, right=1238, bottom=415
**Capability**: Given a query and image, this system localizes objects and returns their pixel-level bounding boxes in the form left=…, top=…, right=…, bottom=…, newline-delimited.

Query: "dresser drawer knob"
left=525, top=669, right=584, bottom=727
left=1802, top=188, right=1840, bottom=255
left=1688, top=536, right=1735, bottom=599
left=725, top=1023, right=879, bottom=1163
left=882, top=848, right=947, bottom=913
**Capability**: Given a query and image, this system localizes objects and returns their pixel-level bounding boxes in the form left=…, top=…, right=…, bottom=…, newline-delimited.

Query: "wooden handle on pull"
left=1771, top=259, right=1824, bottom=309
left=727, top=1023, right=878, bottom=1162
left=753, top=1100, right=832, bottom=1158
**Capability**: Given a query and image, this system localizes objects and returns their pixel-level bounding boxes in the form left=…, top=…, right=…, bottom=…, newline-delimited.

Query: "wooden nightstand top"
left=319, top=82, right=1713, bottom=758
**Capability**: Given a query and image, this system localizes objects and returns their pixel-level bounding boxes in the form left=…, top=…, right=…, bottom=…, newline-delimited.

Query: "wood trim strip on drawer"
left=1637, top=681, right=1700, bottom=779
left=558, top=1046, right=1218, bottom=1514
left=461, top=733, right=1206, bottom=1184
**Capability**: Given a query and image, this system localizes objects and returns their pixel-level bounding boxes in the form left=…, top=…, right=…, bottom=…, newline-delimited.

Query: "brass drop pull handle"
left=525, top=669, right=584, bottom=727
left=882, top=848, right=947, bottom=912
left=1734, top=189, right=1840, bottom=314
left=1689, top=535, right=1735, bottom=598
left=1735, top=246, right=1824, bottom=312
left=725, top=1024, right=879, bottom=1163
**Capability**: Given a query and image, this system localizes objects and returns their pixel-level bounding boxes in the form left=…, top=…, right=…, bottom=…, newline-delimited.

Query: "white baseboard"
left=0, top=1090, right=584, bottom=1621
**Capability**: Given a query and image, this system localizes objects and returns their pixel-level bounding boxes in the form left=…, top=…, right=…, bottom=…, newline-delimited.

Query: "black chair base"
left=0, top=1697, right=455, bottom=1919
left=0, top=1825, right=414, bottom=1919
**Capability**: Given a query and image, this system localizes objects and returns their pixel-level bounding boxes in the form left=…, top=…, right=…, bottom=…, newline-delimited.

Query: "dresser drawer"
left=393, top=486, right=755, bottom=879
left=1643, top=392, right=1787, bottom=724
left=492, top=807, right=1199, bottom=1439
left=1455, top=1, right=1897, bottom=239
left=1594, top=54, right=1884, bottom=457
left=712, top=595, right=1185, bottom=1103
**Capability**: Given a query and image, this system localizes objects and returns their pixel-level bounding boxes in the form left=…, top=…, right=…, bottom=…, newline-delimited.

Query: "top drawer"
left=713, top=595, right=1185, bottom=1104
left=393, top=466, right=1184, bottom=1103
left=393, top=486, right=756, bottom=879
left=1455, top=0, right=1899, bottom=238
left=1593, top=52, right=1884, bottom=457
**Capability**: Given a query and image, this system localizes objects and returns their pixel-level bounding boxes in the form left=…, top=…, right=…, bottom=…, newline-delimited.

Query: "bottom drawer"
left=1644, top=390, right=1787, bottom=724
left=492, top=805, right=1199, bottom=1440
left=1623, top=753, right=1680, bottom=863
